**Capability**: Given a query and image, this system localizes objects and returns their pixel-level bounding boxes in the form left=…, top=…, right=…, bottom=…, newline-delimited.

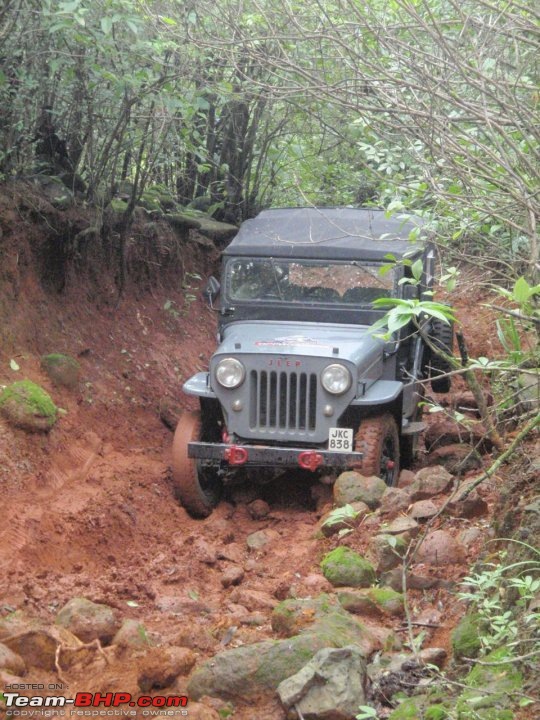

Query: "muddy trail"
left=0, top=184, right=536, bottom=720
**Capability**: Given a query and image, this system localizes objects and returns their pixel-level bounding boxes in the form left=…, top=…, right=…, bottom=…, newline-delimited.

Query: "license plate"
left=328, top=428, right=354, bottom=452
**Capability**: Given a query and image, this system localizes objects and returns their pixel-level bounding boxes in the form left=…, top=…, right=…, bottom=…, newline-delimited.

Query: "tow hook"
left=223, top=445, right=248, bottom=465
left=298, top=451, right=324, bottom=472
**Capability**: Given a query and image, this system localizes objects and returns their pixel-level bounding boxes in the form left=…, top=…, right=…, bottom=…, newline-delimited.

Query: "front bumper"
left=188, top=441, right=363, bottom=472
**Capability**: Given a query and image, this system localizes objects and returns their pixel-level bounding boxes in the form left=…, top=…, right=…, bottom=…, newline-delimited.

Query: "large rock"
left=0, top=643, right=26, bottom=675
left=379, top=487, right=410, bottom=517
left=426, top=444, right=482, bottom=475
left=408, top=466, right=454, bottom=501
left=246, top=529, right=279, bottom=551
left=112, top=619, right=149, bottom=648
left=32, top=175, right=74, bottom=209
left=4, top=627, right=80, bottom=672
left=333, top=472, right=387, bottom=509
left=56, top=597, right=121, bottom=644
left=137, top=647, right=196, bottom=692
left=40, top=353, right=81, bottom=389
left=321, top=547, right=375, bottom=588
left=408, top=499, right=439, bottom=520
left=447, top=484, right=488, bottom=518
left=368, top=533, right=409, bottom=574
left=277, top=646, right=367, bottom=720
left=0, top=380, right=58, bottom=432
left=415, top=530, right=466, bottom=566
left=188, top=604, right=384, bottom=700
left=338, top=587, right=404, bottom=618
left=424, top=417, right=494, bottom=453
left=381, top=516, right=419, bottom=537
left=228, top=588, right=275, bottom=611
left=164, top=211, right=237, bottom=242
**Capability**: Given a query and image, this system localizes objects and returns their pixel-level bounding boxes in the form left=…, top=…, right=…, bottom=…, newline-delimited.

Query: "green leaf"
left=101, top=17, right=113, bottom=35
left=322, top=504, right=359, bottom=528
left=513, top=277, right=532, bottom=304
left=59, top=0, right=81, bottom=12
left=411, top=258, right=423, bottom=281
left=126, top=600, right=139, bottom=608
left=160, top=16, right=177, bottom=26
left=9, top=359, right=20, bottom=371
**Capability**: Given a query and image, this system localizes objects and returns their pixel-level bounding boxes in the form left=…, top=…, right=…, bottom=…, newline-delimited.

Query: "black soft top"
left=223, top=207, right=426, bottom=261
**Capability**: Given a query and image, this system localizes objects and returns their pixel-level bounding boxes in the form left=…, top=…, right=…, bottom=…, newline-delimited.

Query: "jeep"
left=172, top=207, right=453, bottom=517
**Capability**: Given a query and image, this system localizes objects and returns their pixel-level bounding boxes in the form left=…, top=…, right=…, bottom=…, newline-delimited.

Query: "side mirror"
left=204, top=276, right=221, bottom=308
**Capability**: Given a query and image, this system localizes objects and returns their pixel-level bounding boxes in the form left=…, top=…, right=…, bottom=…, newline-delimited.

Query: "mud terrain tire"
left=427, top=319, right=454, bottom=394
left=172, top=411, right=222, bottom=518
left=354, top=413, right=400, bottom=486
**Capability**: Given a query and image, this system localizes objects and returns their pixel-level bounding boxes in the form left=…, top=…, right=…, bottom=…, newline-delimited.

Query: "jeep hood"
left=216, top=321, right=383, bottom=367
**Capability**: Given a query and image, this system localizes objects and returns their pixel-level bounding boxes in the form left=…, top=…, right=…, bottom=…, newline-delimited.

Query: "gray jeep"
left=172, top=207, right=453, bottom=517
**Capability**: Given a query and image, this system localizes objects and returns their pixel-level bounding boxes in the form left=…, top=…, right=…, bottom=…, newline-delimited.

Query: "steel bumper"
left=188, top=441, right=363, bottom=470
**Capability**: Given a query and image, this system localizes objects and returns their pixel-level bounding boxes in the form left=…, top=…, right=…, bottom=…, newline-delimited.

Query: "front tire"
left=353, top=413, right=400, bottom=486
left=172, top=411, right=222, bottom=518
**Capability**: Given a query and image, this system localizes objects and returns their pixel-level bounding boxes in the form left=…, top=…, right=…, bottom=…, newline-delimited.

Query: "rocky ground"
left=0, top=182, right=537, bottom=720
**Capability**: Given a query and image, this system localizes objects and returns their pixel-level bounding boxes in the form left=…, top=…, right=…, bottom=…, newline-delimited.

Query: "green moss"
left=387, top=691, right=453, bottom=720
left=321, top=546, right=375, bottom=588
left=109, top=199, right=128, bottom=213
left=465, top=648, right=521, bottom=689
left=370, top=587, right=403, bottom=607
left=41, top=354, right=80, bottom=389
left=425, top=706, right=448, bottom=720
left=0, top=380, right=57, bottom=430
left=388, top=696, right=427, bottom=720
left=451, top=612, right=483, bottom=660
left=455, top=648, right=521, bottom=720
left=41, top=353, right=78, bottom=369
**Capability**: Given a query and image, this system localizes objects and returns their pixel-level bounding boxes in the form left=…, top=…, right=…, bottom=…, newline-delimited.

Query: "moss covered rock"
left=0, top=380, right=57, bottom=432
left=271, top=595, right=337, bottom=636
left=338, top=586, right=404, bottom=618
left=388, top=695, right=450, bottom=720
left=334, top=471, right=387, bottom=509
left=108, top=198, right=128, bottom=213
left=321, top=547, right=375, bottom=588
left=451, top=612, right=483, bottom=660
left=41, top=353, right=80, bottom=389
left=188, top=605, right=382, bottom=701
left=457, top=647, right=522, bottom=716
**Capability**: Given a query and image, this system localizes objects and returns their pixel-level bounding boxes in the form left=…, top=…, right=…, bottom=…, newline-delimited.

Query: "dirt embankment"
left=0, top=183, right=537, bottom=719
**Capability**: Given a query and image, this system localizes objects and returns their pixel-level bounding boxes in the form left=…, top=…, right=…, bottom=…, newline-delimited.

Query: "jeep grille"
left=249, top=370, right=317, bottom=433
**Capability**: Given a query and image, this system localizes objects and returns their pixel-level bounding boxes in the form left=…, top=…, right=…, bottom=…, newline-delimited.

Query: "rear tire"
left=172, top=411, right=222, bottom=518
left=427, top=319, right=454, bottom=394
left=353, top=413, right=400, bottom=486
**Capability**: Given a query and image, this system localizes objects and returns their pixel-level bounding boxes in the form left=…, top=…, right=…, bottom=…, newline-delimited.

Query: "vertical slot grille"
left=250, top=369, right=317, bottom=432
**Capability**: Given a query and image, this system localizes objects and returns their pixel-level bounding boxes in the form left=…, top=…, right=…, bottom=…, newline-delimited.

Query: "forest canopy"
left=1, top=0, right=538, bottom=278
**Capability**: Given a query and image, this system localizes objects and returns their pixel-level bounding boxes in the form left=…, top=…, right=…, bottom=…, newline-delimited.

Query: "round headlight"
left=216, top=357, right=246, bottom=388
left=321, top=364, right=352, bottom=395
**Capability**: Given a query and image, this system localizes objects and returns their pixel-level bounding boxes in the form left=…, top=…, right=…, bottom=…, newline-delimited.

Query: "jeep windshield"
left=225, top=258, right=395, bottom=306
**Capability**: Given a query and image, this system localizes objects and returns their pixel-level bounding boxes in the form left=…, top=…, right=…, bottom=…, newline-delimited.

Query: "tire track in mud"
left=0, top=431, right=105, bottom=573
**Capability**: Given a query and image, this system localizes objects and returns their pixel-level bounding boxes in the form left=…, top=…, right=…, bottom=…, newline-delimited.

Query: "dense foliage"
left=1, top=0, right=538, bottom=273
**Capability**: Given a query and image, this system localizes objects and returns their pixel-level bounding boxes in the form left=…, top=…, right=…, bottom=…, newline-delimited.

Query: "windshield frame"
left=223, top=256, right=397, bottom=307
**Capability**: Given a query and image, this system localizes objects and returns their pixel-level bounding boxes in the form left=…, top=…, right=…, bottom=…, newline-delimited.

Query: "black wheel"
left=427, top=318, right=454, bottom=394
left=172, top=411, right=222, bottom=518
left=352, top=413, right=400, bottom=486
